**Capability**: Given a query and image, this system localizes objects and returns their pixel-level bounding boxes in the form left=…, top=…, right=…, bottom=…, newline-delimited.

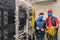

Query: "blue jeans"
left=36, top=35, right=45, bottom=40
left=54, top=31, right=58, bottom=40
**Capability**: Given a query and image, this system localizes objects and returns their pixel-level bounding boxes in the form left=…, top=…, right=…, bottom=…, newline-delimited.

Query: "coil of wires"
left=46, top=26, right=57, bottom=37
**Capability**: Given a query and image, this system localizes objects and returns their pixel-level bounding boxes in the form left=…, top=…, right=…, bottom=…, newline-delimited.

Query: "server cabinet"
left=0, top=0, right=15, bottom=10
left=0, top=0, right=15, bottom=40
left=0, top=9, right=15, bottom=40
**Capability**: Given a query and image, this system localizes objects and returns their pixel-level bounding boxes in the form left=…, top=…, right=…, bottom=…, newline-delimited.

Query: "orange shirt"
left=48, top=17, right=52, bottom=28
left=56, top=18, right=59, bottom=24
left=48, top=17, right=59, bottom=28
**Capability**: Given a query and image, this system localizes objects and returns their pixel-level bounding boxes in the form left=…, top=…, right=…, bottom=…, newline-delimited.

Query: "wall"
left=33, top=0, right=60, bottom=39
left=33, top=0, right=60, bottom=20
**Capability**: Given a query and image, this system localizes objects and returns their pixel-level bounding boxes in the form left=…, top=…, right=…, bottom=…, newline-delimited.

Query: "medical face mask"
left=39, top=16, right=43, bottom=19
left=48, top=13, right=52, bottom=17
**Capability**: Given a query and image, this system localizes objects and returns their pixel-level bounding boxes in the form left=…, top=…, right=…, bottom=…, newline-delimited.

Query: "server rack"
left=0, top=0, right=15, bottom=40
left=0, top=0, right=35, bottom=40
left=0, top=9, right=15, bottom=40
left=15, top=0, right=34, bottom=40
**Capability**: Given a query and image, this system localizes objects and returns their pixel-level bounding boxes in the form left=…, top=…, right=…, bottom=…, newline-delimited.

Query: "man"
left=46, top=9, right=59, bottom=40
left=35, top=12, right=46, bottom=40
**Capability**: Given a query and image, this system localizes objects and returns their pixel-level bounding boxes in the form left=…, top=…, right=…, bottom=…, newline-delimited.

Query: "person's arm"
left=55, top=18, right=59, bottom=29
left=34, top=21, right=40, bottom=30
left=43, top=21, right=46, bottom=29
left=46, top=18, right=49, bottom=29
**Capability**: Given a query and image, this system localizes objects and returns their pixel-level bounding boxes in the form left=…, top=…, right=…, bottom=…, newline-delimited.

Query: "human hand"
left=36, top=27, right=40, bottom=30
left=46, top=27, right=49, bottom=29
left=41, top=28, right=44, bottom=31
left=54, top=26, right=58, bottom=29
